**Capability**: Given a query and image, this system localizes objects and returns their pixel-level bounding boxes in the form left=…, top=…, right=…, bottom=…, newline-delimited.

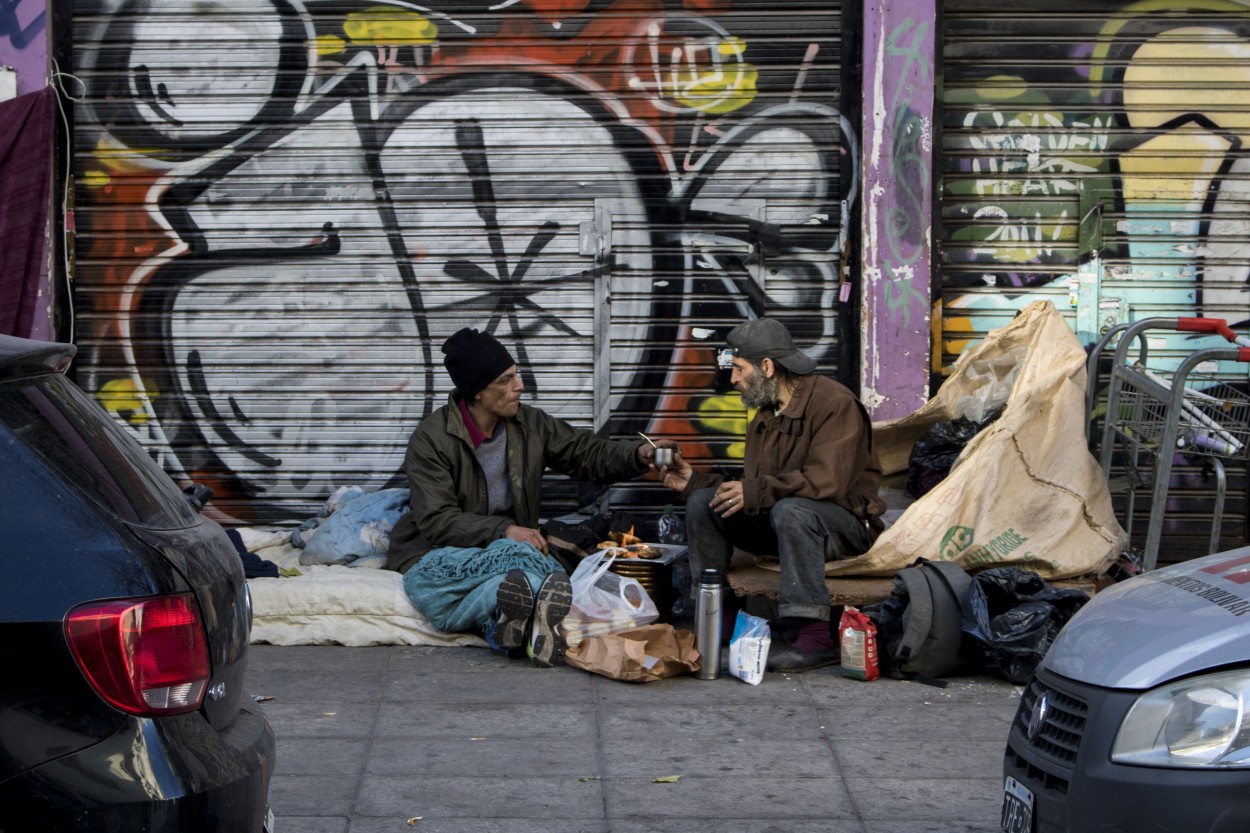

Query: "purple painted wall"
left=0, top=0, right=51, bottom=341
left=860, top=0, right=935, bottom=420
left=0, top=0, right=47, bottom=96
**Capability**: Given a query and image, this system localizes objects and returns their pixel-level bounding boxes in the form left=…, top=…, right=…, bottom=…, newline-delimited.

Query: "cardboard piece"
left=564, top=623, right=700, bottom=683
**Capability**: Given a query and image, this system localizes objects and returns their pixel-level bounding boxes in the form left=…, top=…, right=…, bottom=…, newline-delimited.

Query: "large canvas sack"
left=827, top=300, right=1126, bottom=580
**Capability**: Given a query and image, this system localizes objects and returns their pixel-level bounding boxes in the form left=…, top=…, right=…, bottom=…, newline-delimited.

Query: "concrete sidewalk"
left=248, top=643, right=1020, bottom=832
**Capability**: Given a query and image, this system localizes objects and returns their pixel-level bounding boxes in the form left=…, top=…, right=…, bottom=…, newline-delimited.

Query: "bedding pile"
left=238, top=527, right=485, bottom=648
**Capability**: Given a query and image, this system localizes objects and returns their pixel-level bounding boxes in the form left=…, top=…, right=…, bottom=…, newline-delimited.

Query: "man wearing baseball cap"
left=662, top=317, right=886, bottom=672
left=390, top=327, right=672, bottom=667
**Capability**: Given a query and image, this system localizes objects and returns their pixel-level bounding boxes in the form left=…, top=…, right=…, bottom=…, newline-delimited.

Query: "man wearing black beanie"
left=389, top=327, right=677, bottom=667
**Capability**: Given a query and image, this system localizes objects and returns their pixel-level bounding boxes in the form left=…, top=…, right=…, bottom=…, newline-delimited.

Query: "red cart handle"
left=1178, top=317, right=1232, bottom=338
left=1177, top=317, right=1250, bottom=347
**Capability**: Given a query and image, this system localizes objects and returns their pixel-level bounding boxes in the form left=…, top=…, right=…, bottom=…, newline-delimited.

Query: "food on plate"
left=595, top=543, right=664, bottom=559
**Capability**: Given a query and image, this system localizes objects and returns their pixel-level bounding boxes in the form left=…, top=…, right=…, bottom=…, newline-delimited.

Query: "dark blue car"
left=0, top=334, right=275, bottom=831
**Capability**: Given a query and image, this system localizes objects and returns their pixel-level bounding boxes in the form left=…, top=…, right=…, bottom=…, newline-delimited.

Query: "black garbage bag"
left=906, top=406, right=1004, bottom=498
left=962, top=567, right=1089, bottom=684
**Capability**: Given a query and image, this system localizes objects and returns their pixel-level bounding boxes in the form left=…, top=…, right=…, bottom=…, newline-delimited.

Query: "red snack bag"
left=839, top=606, right=880, bottom=681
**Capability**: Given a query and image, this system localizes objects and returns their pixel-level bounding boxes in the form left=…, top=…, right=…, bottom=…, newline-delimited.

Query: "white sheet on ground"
left=241, top=528, right=486, bottom=648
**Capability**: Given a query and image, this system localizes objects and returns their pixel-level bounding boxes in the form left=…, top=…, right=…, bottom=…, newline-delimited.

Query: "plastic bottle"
left=694, top=567, right=723, bottom=680
left=1177, top=431, right=1238, bottom=456
left=657, top=505, right=686, bottom=544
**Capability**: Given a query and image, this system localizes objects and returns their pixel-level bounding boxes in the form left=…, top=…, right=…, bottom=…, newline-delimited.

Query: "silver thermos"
left=694, top=567, right=723, bottom=680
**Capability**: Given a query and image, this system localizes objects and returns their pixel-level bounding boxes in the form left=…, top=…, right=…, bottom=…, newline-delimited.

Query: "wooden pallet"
left=727, top=559, right=1099, bottom=607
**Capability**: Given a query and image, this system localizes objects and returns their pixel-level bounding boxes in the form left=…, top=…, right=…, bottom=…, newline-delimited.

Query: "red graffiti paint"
left=523, top=0, right=595, bottom=24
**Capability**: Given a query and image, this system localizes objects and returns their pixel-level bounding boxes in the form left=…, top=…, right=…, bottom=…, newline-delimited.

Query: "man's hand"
left=503, top=524, right=548, bottom=554
left=711, top=481, right=743, bottom=518
left=660, top=448, right=692, bottom=494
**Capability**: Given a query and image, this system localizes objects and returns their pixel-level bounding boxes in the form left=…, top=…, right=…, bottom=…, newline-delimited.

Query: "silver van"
left=1002, top=545, right=1250, bottom=833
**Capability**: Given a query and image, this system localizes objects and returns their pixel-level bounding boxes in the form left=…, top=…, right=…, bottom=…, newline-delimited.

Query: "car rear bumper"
left=1, top=699, right=275, bottom=831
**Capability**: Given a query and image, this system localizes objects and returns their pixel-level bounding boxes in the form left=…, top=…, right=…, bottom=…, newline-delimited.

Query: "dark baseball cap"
left=726, top=318, right=816, bottom=376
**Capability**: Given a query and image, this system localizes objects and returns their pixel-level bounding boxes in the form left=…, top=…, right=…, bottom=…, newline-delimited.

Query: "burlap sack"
left=826, top=300, right=1126, bottom=580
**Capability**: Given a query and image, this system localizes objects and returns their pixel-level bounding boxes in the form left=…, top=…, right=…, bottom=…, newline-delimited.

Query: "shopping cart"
left=1088, top=317, right=1250, bottom=571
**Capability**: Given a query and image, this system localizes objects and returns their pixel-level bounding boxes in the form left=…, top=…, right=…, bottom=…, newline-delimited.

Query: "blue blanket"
left=402, top=540, right=562, bottom=633
left=298, top=487, right=409, bottom=567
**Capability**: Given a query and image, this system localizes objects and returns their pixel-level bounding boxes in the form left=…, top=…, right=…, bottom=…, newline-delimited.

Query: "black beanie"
left=441, top=328, right=516, bottom=399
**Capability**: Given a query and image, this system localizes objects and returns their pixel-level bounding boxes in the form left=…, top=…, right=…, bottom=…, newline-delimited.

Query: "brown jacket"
left=387, top=394, right=645, bottom=573
left=683, top=374, right=885, bottom=525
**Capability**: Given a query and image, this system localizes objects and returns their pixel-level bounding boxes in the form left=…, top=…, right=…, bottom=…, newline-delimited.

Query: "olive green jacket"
left=387, top=394, right=645, bottom=573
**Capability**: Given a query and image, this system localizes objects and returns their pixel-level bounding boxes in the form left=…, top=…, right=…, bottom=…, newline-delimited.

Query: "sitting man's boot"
left=766, top=618, right=840, bottom=673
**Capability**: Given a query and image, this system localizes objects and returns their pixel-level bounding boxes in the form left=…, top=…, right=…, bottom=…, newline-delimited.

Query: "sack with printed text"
left=728, top=611, right=771, bottom=685
left=839, top=606, right=880, bottom=681
left=825, top=301, right=1126, bottom=581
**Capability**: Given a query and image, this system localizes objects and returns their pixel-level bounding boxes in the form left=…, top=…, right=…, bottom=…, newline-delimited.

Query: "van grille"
left=1005, top=673, right=1090, bottom=794
left=1016, top=676, right=1088, bottom=765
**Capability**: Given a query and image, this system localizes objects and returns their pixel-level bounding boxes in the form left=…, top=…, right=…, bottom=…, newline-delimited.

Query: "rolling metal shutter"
left=70, top=0, right=848, bottom=525
left=940, top=0, right=1250, bottom=561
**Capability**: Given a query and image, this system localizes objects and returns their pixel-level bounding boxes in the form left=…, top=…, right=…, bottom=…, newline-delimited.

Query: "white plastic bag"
left=728, top=610, right=771, bottom=685
left=563, top=551, right=660, bottom=646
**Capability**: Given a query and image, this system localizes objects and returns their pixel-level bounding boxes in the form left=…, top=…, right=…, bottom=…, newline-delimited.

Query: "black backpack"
left=866, top=558, right=973, bottom=685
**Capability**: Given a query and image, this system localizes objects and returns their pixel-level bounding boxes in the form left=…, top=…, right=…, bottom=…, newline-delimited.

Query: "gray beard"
left=741, top=372, right=781, bottom=411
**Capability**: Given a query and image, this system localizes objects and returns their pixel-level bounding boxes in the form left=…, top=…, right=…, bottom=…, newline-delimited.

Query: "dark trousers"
left=685, top=488, right=874, bottom=621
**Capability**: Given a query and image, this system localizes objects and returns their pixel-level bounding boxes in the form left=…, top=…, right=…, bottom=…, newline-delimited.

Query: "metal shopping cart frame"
left=1087, top=317, right=1250, bottom=571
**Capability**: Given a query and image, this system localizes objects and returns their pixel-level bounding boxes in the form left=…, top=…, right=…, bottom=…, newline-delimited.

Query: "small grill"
left=608, top=558, right=672, bottom=622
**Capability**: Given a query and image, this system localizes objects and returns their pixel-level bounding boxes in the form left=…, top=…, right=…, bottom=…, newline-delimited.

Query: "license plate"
left=1000, top=776, right=1034, bottom=833
left=263, top=806, right=276, bottom=833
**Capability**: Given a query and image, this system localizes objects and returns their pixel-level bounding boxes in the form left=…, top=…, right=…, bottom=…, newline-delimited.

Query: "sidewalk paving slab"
left=248, top=643, right=1022, bottom=833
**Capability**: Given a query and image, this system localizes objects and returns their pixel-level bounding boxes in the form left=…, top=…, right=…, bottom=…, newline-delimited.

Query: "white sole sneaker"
left=528, top=571, right=572, bottom=668
left=495, top=569, right=535, bottom=651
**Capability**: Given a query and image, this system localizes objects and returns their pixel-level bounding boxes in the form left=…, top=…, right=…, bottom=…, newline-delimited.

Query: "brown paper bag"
left=564, top=623, right=700, bottom=683
left=827, top=300, right=1126, bottom=580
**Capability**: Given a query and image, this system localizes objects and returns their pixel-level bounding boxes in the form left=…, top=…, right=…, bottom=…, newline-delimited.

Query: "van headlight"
left=1112, top=670, right=1250, bottom=767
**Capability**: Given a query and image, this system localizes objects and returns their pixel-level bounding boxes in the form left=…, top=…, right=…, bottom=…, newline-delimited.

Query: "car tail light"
left=65, top=592, right=211, bottom=716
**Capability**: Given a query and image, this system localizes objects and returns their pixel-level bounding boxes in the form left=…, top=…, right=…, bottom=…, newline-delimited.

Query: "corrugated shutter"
left=940, top=1, right=1250, bottom=562
left=71, top=0, right=848, bottom=525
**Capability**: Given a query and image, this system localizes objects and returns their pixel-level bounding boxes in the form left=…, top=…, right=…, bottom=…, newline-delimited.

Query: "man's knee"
left=685, top=488, right=718, bottom=523
left=769, top=497, right=819, bottom=529
left=770, top=498, right=835, bottom=564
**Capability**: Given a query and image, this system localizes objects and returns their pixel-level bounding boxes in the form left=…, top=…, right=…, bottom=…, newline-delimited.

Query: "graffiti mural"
left=72, top=0, right=853, bottom=522
left=943, top=0, right=1250, bottom=362
left=942, top=0, right=1250, bottom=558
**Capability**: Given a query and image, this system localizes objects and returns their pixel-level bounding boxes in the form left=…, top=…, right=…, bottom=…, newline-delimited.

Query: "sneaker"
left=528, top=570, right=573, bottom=668
left=495, top=569, right=535, bottom=651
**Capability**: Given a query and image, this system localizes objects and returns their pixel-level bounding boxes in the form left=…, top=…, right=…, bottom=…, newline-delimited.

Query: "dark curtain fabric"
left=0, top=87, right=55, bottom=338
